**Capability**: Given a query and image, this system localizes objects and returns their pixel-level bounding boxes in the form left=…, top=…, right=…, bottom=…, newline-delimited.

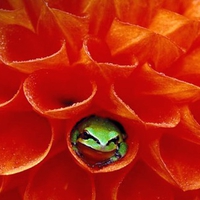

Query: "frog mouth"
left=77, top=142, right=116, bottom=166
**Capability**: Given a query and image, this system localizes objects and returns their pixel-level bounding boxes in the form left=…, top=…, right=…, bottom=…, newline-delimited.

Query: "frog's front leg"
left=71, top=129, right=80, bottom=154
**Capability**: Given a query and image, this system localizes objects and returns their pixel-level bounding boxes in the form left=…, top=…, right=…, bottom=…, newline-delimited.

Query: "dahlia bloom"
left=0, top=0, right=200, bottom=199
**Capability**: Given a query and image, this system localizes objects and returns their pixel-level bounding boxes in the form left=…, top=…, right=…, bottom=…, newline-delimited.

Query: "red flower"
left=0, top=0, right=200, bottom=199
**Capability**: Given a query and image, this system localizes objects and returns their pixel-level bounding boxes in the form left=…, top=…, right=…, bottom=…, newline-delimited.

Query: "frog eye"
left=79, top=131, right=100, bottom=144
left=81, top=131, right=90, bottom=139
left=107, top=136, right=119, bottom=145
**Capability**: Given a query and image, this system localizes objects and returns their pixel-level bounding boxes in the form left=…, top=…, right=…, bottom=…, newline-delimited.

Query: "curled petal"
left=184, top=1, right=200, bottom=19
left=118, top=162, right=174, bottom=200
left=93, top=165, right=134, bottom=200
left=24, top=151, right=94, bottom=200
left=0, top=5, right=69, bottom=73
left=75, top=36, right=137, bottom=83
left=47, top=0, right=115, bottom=37
left=160, top=134, right=200, bottom=191
left=170, top=106, right=200, bottom=145
left=123, top=95, right=180, bottom=127
left=50, top=8, right=89, bottom=59
left=97, top=85, right=141, bottom=121
left=117, top=161, right=174, bottom=200
left=171, top=48, right=200, bottom=87
left=114, top=0, right=162, bottom=26
left=79, top=0, right=115, bottom=37
left=133, top=64, right=200, bottom=102
left=0, top=2, right=65, bottom=66
left=106, top=19, right=183, bottom=71
left=142, top=128, right=200, bottom=191
left=27, top=0, right=88, bottom=61
left=0, top=111, right=53, bottom=175
left=113, top=66, right=181, bottom=127
left=106, top=19, right=154, bottom=62
left=0, top=25, right=46, bottom=62
left=6, top=41, right=69, bottom=74
left=149, top=9, right=200, bottom=51
left=23, top=69, right=97, bottom=119
left=0, top=8, right=33, bottom=31
left=85, top=36, right=138, bottom=67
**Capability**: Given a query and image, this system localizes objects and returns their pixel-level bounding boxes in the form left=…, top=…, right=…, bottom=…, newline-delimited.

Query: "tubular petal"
left=76, top=36, right=138, bottom=83
left=106, top=19, right=183, bottom=70
left=184, top=1, right=200, bottom=19
left=0, top=111, right=53, bottom=175
left=149, top=9, right=200, bottom=51
left=141, top=126, right=200, bottom=191
left=24, top=151, right=94, bottom=200
left=93, top=165, right=134, bottom=200
left=170, top=48, right=200, bottom=87
left=50, top=8, right=89, bottom=61
left=0, top=9, right=33, bottom=31
left=132, top=64, right=200, bottom=102
left=0, top=2, right=65, bottom=65
left=117, top=161, right=174, bottom=200
left=23, top=69, right=97, bottom=119
left=125, top=95, right=180, bottom=127
left=160, top=134, right=200, bottom=191
left=97, top=85, right=142, bottom=121
left=80, top=0, right=115, bottom=37
left=6, top=42, right=69, bottom=74
left=113, top=66, right=181, bottom=127
left=141, top=135, right=179, bottom=187
left=114, top=0, right=162, bottom=26
left=170, top=106, right=200, bottom=145
left=0, top=24, right=55, bottom=62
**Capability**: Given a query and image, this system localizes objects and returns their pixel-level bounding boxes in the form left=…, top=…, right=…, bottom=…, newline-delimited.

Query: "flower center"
left=70, top=115, right=128, bottom=168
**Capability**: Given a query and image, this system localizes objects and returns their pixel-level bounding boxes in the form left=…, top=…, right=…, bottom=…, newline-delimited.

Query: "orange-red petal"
left=24, top=151, right=94, bottom=200
left=114, top=0, right=162, bottom=26
left=106, top=19, right=183, bottom=71
left=0, top=111, right=53, bottom=175
left=160, top=134, right=200, bottom=191
left=149, top=9, right=200, bottom=51
left=117, top=161, right=174, bottom=200
left=23, top=69, right=97, bottom=119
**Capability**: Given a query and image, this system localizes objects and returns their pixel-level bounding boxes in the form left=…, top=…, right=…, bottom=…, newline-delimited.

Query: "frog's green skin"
left=71, top=115, right=127, bottom=167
